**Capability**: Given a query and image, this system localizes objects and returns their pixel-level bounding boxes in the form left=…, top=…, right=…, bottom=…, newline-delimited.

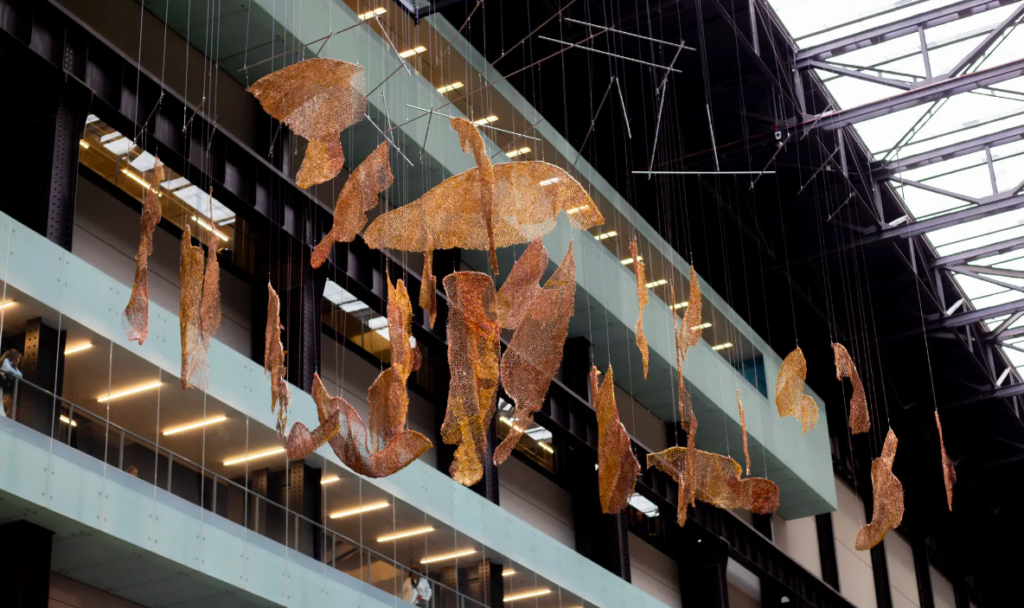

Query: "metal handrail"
left=8, top=376, right=486, bottom=608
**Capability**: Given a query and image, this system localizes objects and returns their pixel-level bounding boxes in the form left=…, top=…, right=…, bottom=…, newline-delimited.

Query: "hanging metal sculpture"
left=286, top=399, right=342, bottom=460
left=310, top=141, right=393, bottom=269
left=248, top=58, right=366, bottom=188
left=495, top=237, right=547, bottom=330
left=420, top=250, right=437, bottom=328
left=647, top=447, right=780, bottom=527
left=630, top=237, right=650, bottom=379
left=363, top=117, right=602, bottom=325
left=200, top=191, right=221, bottom=352
left=265, top=283, right=291, bottom=437
left=936, top=410, right=956, bottom=512
left=493, top=242, right=576, bottom=465
left=451, top=116, right=498, bottom=274
left=441, top=272, right=501, bottom=486
left=180, top=224, right=206, bottom=390
left=737, top=389, right=750, bottom=476
left=833, top=342, right=870, bottom=434
left=679, top=265, right=703, bottom=361
left=775, top=347, right=819, bottom=433
left=668, top=284, right=698, bottom=511
left=856, top=429, right=904, bottom=550
left=124, top=159, right=164, bottom=345
left=593, top=365, right=640, bottom=514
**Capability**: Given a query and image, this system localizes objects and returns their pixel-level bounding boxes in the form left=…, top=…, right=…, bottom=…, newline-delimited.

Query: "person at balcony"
left=0, top=349, right=23, bottom=418
left=126, top=466, right=139, bottom=478
left=402, top=567, right=432, bottom=607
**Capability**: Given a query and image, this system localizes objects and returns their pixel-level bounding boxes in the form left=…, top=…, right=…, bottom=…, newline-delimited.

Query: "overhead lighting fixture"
left=505, top=147, right=531, bottom=158
left=358, top=7, right=387, bottom=19
left=472, top=116, right=498, bottom=125
left=377, top=526, right=435, bottom=542
left=320, top=476, right=341, bottom=485
left=223, top=447, right=285, bottom=466
left=97, top=381, right=162, bottom=402
left=398, top=45, right=427, bottom=59
left=595, top=231, right=617, bottom=241
left=673, top=302, right=689, bottom=309
left=121, top=169, right=161, bottom=196
left=646, top=279, right=667, bottom=288
left=59, top=415, right=78, bottom=427
left=499, top=416, right=525, bottom=433
left=712, top=342, right=734, bottom=351
left=539, top=177, right=560, bottom=186
left=190, top=216, right=230, bottom=242
left=622, top=256, right=642, bottom=265
left=501, top=569, right=516, bottom=577
left=64, top=342, right=93, bottom=356
left=694, top=322, right=712, bottom=330
left=79, top=140, right=90, bottom=149
left=162, top=415, right=228, bottom=436
left=420, top=549, right=476, bottom=564
left=0, top=300, right=14, bottom=309
left=537, top=441, right=554, bottom=454
left=504, top=589, right=552, bottom=602
left=565, top=206, right=586, bottom=215
left=330, top=500, right=390, bottom=519
left=437, top=82, right=464, bottom=93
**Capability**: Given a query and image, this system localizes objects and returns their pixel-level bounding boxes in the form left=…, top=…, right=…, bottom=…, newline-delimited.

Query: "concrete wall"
left=498, top=457, right=575, bottom=548
left=833, top=479, right=877, bottom=608
left=615, top=385, right=669, bottom=454
left=930, top=565, right=956, bottom=608
left=49, top=574, right=145, bottom=608
left=628, top=533, right=681, bottom=608
left=886, top=534, right=920, bottom=608
left=773, top=513, right=822, bottom=579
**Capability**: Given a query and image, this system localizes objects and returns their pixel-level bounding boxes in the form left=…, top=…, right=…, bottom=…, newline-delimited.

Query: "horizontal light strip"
left=358, top=7, right=386, bottom=19
left=377, top=526, right=435, bottom=542
left=163, top=415, right=228, bottom=436
left=421, top=549, right=476, bottom=564
left=645, top=279, right=667, bottom=288
left=473, top=115, right=498, bottom=125
left=398, top=45, right=427, bottom=58
left=320, top=476, right=341, bottom=485
left=501, top=569, right=516, bottom=577
left=565, top=206, right=586, bottom=215
left=59, top=415, right=77, bottom=427
left=64, top=342, right=93, bottom=355
left=330, top=500, right=389, bottom=519
left=505, top=147, right=531, bottom=157
left=190, top=216, right=230, bottom=242
left=504, top=589, right=552, bottom=602
left=694, top=322, right=712, bottom=330
left=437, top=82, right=464, bottom=93
left=97, top=381, right=162, bottom=402
left=712, top=342, right=734, bottom=351
left=595, top=231, right=617, bottom=240
left=499, top=416, right=525, bottom=433
left=79, top=140, right=90, bottom=149
left=223, top=447, right=285, bottom=466
left=0, top=300, right=13, bottom=309
left=673, top=301, right=689, bottom=309
left=622, top=256, right=642, bottom=265
left=121, top=169, right=161, bottom=196
left=539, top=177, right=560, bottom=186
left=537, top=441, right=554, bottom=454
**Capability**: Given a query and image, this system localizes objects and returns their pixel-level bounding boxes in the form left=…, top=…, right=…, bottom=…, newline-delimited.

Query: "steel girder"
left=931, top=236, right=1024, bottom=267
left=933, top=298, right=1024, bottom=328
left=875, top=123, right=1024, bottom=176
left=794, top=0, right=1020, bottom=65
left=856, top=192, right=1024, bottom=246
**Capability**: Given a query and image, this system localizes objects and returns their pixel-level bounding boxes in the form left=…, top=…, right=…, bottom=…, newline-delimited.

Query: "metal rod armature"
left=365, top=114, right=414, bottom=167
left=574, top=78, right=617, bottom=166
left=563, top=18, right=695, bottom=51
left=635, top=171, right=777, bottom=175
left=405, top=106, right=542, bottom=141
left=537, top=36, right=684, bottom=72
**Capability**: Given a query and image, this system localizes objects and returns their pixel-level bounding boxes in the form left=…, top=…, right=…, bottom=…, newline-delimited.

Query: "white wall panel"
left=628, top=534, right=681, bottom=608
left=773, top=513, right=822, bottom=578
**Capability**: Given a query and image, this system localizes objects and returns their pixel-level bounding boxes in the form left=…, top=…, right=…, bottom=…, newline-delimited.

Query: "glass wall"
left=0, top=279, right=594, bottom=608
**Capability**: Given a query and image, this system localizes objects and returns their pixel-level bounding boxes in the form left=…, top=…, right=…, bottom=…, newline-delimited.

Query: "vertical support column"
left=867, top=503, right=894, bottom=608
left=250, top=468, right=268, bottom=535
left=562, top=337, right=592, bottom=401
left=679, top=532, right=729, bottom=608
left=284, top=211, right=327, bottom=393
left=16, top=318, right=66, bottom=436
left=953, top=579, right=971, bottom=608
left=748, top=0, right=760, bottom=56
left=488, top=561, right=504, bottom=607
left=47, top=82, right=91, bottom=251
left=815, top=513, right=841, bottom=591
left=0, top=521, right=53, bottom=608
left=568, top=446, right=630, bottom=580
left=288, top=461, right=322, bottom=560
left=912, top=538, right=935, bottom=608
left=752, top=513, right=773, bottom=540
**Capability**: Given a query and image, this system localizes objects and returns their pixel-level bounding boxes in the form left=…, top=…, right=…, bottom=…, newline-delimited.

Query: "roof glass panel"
left=893, top=183, right=970, bottom=217
left=771, top=0, right=963, bottom=47
left=970, top=289, right=1024, bottom=311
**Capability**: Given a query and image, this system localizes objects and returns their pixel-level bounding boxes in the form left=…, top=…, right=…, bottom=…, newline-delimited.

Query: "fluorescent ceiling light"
left=330, top=501, right=389, bottom=519
left=64, top=342, right=93, bottom=355
left=504, top=589, right=551, bottom=602
left=162, top=176, right=191, bottom=191
left=712, top=342, right=734, bottom=351
left=673, top=301, right=689, bottom=309
left=694, top=322, right=712, bottom=330
left=437, top=82, right=464, bottom=93
left=130, top=151, right=157, bottom=172
left=163, top=415, right=228, bottom=436
left=622, top=256, right=642, bottom=265
left=472, top=116, right=498, bottom=125
left=175, top=185, right=235, bottom=223
left=321, top=476, right=340, bottom=485
left=190, top=216, right=230, bottom=242
left=421, top=549, right=476, bottom=564
left=377, top=526, right=435, bottom=542
left=358, top=7, right=387, bottom=19
left=86, top=114, right=99, bottom=124
left=97, top=381, right=162, bottom=402
left=59, top=415, right=78, bottom=427
left=366, top=316, right=390, bottom=340
left=646, top=279, right=667, bottom=288
left=565, top=206, right=586, bottom=215
left=499, top=416, right=525, bottom=433
left=398, top=45, right=427, bottom=58
left=121, top=169, right=160, bottom=195
left=501, top=569, right=516, bottom=577
left=79, top=140, right=90, bottom=149
left=505, top=147, right=531, bottom=158
left=104, top=137, right=134, bottom=156
left=537, top=441, right=554, bottom=454
left=223, top=447, right=286, bottom=466
left=595, top=231, right=617, bottom=240
left=0, top=300, right=15, bottom=309
left=100, top=132, right=121, bottom=143
left=628, top=492, right=659, bottom=517
left=539, top=177, right=560, bottom=186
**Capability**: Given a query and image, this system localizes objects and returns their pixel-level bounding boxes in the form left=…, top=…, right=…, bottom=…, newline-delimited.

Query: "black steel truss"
left=876, top=123, right=1024, bottom=176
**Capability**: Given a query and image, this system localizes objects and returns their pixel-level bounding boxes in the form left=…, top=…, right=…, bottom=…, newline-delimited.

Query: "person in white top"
left=402, top=567, right=432, bottom=607
left=0, top=349, right=23, bottom=419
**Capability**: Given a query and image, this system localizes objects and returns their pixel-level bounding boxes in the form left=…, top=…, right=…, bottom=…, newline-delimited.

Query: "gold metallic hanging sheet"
left=630, top=237, right=650, bottom=379
left=362, top=160, right=603, bottom=256
left=856, top=429, right=904, bottom=550
left=671, top=285, right=697, bottom=433
left=647, top=447, right=779, bottom=527
left=594, top=366, right=640, bottom=514
left=451, top=117, right=499, bottom=273
left=679, top=266, right=703, bottom=360
left=200, top=190, right=222, bottom=350
left=833, top=342, right=870, bottom=434
left=420, top=249, right=437, bottom=328
left=494, top=242, right=576, bottom=465
left=738, top=390, right=750, bottom=476
left=775, top=347, right=819, bottom=433
left=441, top=272, right=501, bottom=486
left=936, top=410, right=955, bottom=511
left=124, top=159, right=164, bottom=345
left=248, top=58, right=365, bottom=142
left=296, top=140, right=345, bottom=189
left=311, top=141, right=393, bottom=269
left=180, top=224, right=207, bottom=390
left=265, top=283, right=291, bottom=437
left=496, top=237, right=547, bottom=330
left=286, top=406, right=342, bottom=460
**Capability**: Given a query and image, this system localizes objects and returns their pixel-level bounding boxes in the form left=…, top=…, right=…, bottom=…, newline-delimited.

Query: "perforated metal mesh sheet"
left=180, top=224, right=207, bottom=390
left=856, top=429, right=904, bottom=550
left=833, top=342, right=870, bottom=435
left=419, top=250, right=437, bottom=329
left=679, top=265, right=703, bottom=360
left=775, top=347, right=819, bottom=433
left=738, top=390, right=750, bottom=476
left=200, top=190, right=221, bottom=355
left=296, top=140, right=345, bottom=189
left=123, top=159, right=164, bottom=345
left=630, top=237, right=650, bottom=379
left=265, top=283, right=291, bottom=437
left=594, top=365, right=639, bottom=514
left=496, top=237, right=546, bottom=330
left=452, top=117, right=498, bottom=272
left=936, top=410, right=956, bottom=512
